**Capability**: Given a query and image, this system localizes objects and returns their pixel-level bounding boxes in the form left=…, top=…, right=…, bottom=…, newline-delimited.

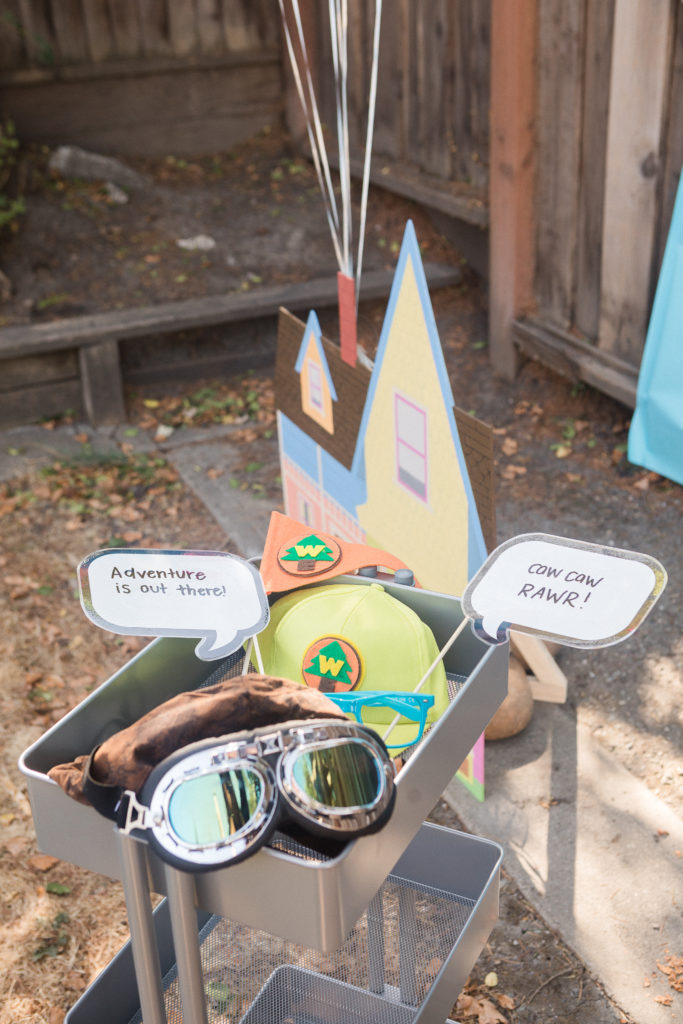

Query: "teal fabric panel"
left=628, top=175, right=683, bottom=484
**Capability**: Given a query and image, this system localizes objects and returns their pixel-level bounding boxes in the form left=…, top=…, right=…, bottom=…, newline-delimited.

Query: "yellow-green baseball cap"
left=255, top=582, right=449, bottom=750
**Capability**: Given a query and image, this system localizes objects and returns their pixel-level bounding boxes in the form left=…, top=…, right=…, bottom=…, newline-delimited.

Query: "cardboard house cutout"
left=275, top=220, right=496, bottom=797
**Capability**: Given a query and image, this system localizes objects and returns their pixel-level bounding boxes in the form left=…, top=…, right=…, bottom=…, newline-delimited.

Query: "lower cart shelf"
left=65, top=824, right=502, bottom=1024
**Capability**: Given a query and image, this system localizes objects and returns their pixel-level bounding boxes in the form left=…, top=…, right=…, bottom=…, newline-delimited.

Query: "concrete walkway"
left=445, top=702, right=682, bottom=1024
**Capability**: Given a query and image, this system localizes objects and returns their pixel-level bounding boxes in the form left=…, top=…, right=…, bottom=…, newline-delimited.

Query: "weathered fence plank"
left=414, top=0, right=451, bottom=179
left=221, top=0, right=264, bottom=52
left=574, top=0, right=614, bottom=341
left=195, top=0, right=224, bottom=56
left=535, top=0, right=585, bottom=329
left=107, top=0, right=143, bottom=59
left=373, top=0, right=403, bottom=159
left=0, top=0, right=25, bottom=69
left=598, top=0, right=673, bottom=363
left=82, top=3, right=116, bottom=63
left=452, top=1, right=490, bottom=190
left=138, top=0, right=173, bottom=58
left=489, top=0, right=536, bottom=379
left=17, top=0, right=53, bottom=67
left=50, top=0, right=89, bottom=63
left=166, top=0, right=198, bottom=56
left=657, top=2, right=683, bottom=276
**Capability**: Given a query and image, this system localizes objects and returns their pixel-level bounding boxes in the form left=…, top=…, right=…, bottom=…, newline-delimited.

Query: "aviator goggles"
left=326, top=691, right=436, bottom=750
left=112, top=719, right=396, bottom=872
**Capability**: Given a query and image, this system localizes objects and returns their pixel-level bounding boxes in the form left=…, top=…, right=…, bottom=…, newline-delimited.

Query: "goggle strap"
left=117, top=789, right=151, bottom=835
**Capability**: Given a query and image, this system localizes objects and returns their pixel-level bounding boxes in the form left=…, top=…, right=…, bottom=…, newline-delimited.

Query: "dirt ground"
left=1, top=127, right=681, bottom=1022
left=0, top=127, right=457, bottom=326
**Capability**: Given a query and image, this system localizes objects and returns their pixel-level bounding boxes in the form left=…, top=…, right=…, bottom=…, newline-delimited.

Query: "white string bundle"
left=278, top=0, right=383, bottom=302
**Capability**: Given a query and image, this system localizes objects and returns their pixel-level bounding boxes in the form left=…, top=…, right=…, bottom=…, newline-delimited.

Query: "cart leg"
left=117, top=831, right=168, bottom=1024
left=164, top=864, right=210, bottom=1024
left=367, top=888, right=385, bottom=995
left=398, top=884, right=418, bottom=1006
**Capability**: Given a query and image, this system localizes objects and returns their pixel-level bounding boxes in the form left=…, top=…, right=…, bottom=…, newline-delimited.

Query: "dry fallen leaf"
left=497, top=994, right=515, bottom=1010
left=654, top=995, right=673, bottom=1005
left=28, top=854, right=59, bottom=872
left=4, top=836, right=29, bottom=856
left=501, top=437, right=518, bottom=456
left=501, top=465, right=527, bottom=480
left=455, top=992, right=507, bottom=1024
left=658, top=954, right=683, bottom=992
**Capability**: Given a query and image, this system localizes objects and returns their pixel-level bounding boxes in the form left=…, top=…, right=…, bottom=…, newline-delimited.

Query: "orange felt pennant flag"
left=260, top=512, right=417, bottom=593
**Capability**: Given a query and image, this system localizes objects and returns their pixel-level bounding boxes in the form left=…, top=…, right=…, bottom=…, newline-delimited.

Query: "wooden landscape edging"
left=0, top=263, right=461, bottom=429
left=512, top=316, right=639, bottom=409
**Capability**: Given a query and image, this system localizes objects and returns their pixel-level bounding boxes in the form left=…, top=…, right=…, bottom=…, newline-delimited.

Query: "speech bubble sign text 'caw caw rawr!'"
left=78, top=549, right=269, bottom=660
left=462, top=533, right=667, bottom=648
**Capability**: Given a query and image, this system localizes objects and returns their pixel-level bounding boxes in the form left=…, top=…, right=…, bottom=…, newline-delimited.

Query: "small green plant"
left=33, top=911, right=70, bottom=961
left=0, top=117, right=25, bottom=231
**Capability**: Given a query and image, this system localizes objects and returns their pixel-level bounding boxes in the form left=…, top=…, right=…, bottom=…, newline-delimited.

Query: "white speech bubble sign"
left=462, top=533, right=667, bottom=648
left=78, top=548, right=269, bottom=660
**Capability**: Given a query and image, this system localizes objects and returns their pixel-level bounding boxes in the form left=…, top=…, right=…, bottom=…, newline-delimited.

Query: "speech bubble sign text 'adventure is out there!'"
left=79, top=549, right=270, bottom=660
left=462, top=533, right=667, bottom=648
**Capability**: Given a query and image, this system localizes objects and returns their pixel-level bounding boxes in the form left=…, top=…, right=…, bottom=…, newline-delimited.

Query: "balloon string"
left=356, top=0, right=382, bottom=304
left=278, top=0, right=344, bottom=271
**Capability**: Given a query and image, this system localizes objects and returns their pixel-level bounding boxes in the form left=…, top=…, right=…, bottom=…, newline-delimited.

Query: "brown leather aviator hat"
left=48, top=673, right=347, bottom=808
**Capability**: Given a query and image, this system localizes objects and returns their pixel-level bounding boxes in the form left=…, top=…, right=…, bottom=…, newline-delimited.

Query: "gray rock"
left=104, top=181, right=129, bottom=205
left=48, top=146, right=147, bottom=191
left=176, top=234, right=217, bottom=252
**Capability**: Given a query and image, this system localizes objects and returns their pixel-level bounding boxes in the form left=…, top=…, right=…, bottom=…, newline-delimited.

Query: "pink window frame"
left=394, top=393, right=428, bottom=501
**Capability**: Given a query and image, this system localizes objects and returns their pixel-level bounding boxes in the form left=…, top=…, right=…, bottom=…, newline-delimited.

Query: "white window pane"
left=395, top=397, right=426, bottom=455
left=398, top=442, right=427, bottom=484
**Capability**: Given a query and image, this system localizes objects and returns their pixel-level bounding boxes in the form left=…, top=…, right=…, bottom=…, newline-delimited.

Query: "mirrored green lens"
left=168, top=768, right=263, bottom=845
left=291, top=742, right=380, bottom=808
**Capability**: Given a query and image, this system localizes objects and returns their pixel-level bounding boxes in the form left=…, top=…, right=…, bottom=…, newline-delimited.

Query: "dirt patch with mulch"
left=0, top=126, right=457, bottom=327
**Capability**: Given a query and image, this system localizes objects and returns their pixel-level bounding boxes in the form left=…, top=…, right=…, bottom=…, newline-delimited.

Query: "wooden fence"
left=295, top=0, right=490, bottom=238
left=300, top=0, right=683, bottom=407
left=1, top=0, right=681, bottom=409
left=0, top=0, right=278, bottom=69
left=510, top=0, right=682, bottom=404
left=0, top=0, right=282, bottom=155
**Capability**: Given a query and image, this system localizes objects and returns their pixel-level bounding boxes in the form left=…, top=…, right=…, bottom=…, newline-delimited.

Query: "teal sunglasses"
left=326, top=691, right=435, bottom=750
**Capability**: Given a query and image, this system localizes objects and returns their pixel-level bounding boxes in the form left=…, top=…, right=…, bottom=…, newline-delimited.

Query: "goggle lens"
left=168, top=767, right=263, bottom=845
left=290, top=742, right=380, bottom=809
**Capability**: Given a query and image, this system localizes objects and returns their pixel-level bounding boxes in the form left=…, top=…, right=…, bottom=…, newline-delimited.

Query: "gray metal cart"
left=20, top=575, right=508, bottom=1023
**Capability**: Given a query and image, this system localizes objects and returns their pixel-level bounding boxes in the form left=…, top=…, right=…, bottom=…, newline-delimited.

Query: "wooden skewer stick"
left=382, top=616, right=470, bottom=744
